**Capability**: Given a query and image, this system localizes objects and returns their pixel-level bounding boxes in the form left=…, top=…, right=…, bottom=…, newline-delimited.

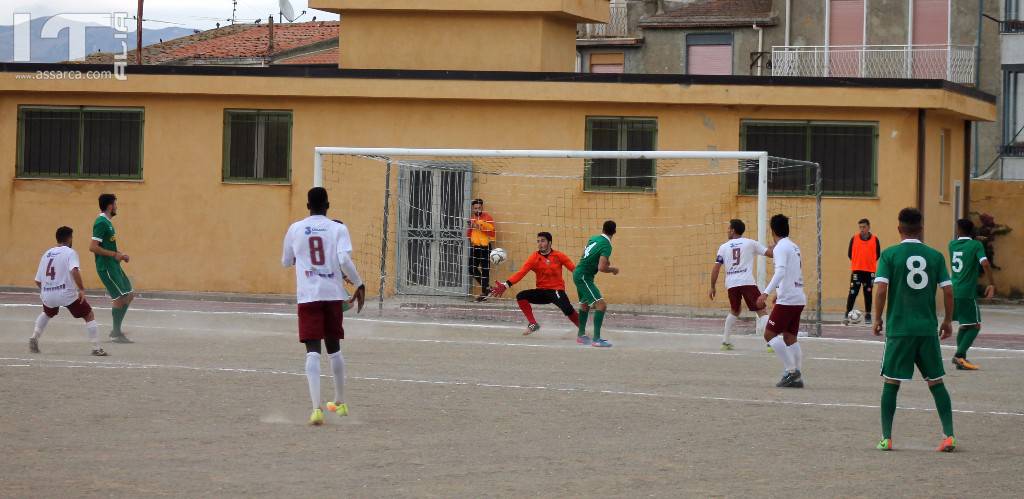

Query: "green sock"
left=577, top=309, right=589, bottom=337
left=593, top=310, right=605, bottom=341
left=929, top=383, right=955, bottom=437
left=112, top=305, right=128, bottom=335
left=880, top=383, right=899, bottom=439
left=956, top=327, right=979, bottom=358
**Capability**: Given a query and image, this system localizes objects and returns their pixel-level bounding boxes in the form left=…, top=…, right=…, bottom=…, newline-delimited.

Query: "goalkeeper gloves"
left=490, top=280, right=511, bottom=297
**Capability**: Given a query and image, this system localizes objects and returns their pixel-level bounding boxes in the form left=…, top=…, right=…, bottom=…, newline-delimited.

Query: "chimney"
left=268, top=15, right=275, bottom=54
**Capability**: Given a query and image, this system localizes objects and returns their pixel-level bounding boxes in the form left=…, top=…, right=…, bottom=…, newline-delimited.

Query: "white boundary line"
left=2, top=356, right=1021, bottom=418
left=6, top=301, right=1024, bottom=354
left=5, top=302, right=1024, bottom=354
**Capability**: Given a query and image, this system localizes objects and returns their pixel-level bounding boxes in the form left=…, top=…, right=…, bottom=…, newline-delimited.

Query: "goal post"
left=313, top=147, right=823, bottom=337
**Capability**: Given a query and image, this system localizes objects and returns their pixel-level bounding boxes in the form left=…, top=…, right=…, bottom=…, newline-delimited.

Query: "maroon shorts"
left=767, top=304, right=804, bottom=335
left=727, top=285, right=763, bottom=313
left=297, top=300, right=345, bottom=342
left=42, top=299, right=92, bottom=319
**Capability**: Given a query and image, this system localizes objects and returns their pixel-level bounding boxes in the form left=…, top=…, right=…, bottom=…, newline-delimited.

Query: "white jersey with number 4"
left=715, top=237, right=768, bottom=289
left=764, top=237, right=806, bottom=306
left=34, top=245, right=81, bottom=308
left=281, top=215, right=363, bottom=304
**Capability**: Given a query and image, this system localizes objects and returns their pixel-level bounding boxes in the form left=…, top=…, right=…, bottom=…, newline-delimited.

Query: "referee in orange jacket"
left=846, top=218, right=881, bottom=325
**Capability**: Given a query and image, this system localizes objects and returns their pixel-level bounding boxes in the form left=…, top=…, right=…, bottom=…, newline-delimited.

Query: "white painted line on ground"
left=2, top=356, right=1021, bottom=418
left=4, top=302, right=1024, bottom=353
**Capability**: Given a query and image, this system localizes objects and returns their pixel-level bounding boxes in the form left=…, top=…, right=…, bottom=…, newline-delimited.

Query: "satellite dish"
left=279, top=0, right=296, bottom=22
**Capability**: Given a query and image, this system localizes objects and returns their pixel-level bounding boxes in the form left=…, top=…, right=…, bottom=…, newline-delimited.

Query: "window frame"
left=16, top=105, right=145, bottom=180
left=584, top=116, right=659, bottom=193
left=739, top=119, right=879, bottom=197
left=222, top=109, right=293, bottom=184
left=685, top=32, right=734, bottom=76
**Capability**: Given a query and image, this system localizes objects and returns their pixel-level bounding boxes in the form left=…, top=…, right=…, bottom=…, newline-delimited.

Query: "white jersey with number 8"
left=281, top=215, right=363, bottom=304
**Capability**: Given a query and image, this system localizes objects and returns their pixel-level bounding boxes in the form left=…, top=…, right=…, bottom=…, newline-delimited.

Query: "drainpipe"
left=823, top=0, right=831, bottom=76
left=753, top=24, right=764, bottom=75
left=917, top=109, right=927, bottom=216
left=785, top=0, right=791, bottom=46
left=973, top=0, right=984, bottom=176
left=964, top=120, right=973, bottom=214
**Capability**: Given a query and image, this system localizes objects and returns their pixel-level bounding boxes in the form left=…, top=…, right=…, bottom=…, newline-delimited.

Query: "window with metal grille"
left=740, top=121, right=877, bottom=196
left=17, top=106, right=143, bottom=179
left=223, top=110, right=292, bottom=182
left=585, top=117, right=657, bottom=192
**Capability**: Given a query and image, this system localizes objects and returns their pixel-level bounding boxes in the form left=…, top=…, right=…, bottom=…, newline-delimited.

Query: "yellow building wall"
left=337, top=12, right=578, bottom=72
left=971, top=180, right=1024, bottom=297
left=1, top=88, right=970, bottom=311
left=920, top=112, right=968, bottom=247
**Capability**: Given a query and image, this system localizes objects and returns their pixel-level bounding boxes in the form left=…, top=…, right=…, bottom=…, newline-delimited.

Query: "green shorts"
left=953, top=297, right=980, bottom=326
left=573, top=273, right=603, bottom=306
left=880, top=335, right=946, bottom=381
left=98, top=264, right=133, bottom=299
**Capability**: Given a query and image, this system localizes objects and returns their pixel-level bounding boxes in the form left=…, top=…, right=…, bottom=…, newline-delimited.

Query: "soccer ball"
left=489, top=248, right=507, bottom=264
left=847, top=309, right=864, bottom=324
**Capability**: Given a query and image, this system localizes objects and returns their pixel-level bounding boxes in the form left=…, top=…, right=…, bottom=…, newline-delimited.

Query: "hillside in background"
left=0, top=16, right=195, bottom=62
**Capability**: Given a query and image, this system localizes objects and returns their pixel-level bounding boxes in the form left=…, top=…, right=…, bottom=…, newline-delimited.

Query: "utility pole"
left=136, top=0, right=144, bottom=64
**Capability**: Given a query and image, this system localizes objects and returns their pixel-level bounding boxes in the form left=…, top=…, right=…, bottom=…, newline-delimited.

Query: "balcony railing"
left=577, top=3, right=629, bottom=39
left=771, top=45, right=976, bottom=85
left=1001, top=143, right=1024, bottom=157
left=1002, top=20, right=1024, bottom=33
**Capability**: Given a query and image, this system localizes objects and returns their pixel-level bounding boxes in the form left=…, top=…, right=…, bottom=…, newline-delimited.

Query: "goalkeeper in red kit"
left=491, top=231, right=580, bottom=335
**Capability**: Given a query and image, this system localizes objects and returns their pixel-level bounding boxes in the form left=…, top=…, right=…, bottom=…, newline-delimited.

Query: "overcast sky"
left=4, top=1, right=339, bottom=30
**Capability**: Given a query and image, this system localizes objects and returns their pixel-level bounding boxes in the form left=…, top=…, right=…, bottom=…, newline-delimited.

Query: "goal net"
left=316, top=148, right=822, bottom=337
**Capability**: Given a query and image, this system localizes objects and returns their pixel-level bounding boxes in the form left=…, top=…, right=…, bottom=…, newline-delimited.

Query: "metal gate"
left=396, top=161, right=473, bottom=295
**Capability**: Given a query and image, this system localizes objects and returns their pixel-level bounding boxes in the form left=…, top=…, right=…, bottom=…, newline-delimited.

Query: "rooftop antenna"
left=279, top=0, right=296, bottom=22
left=231, top=0, right=238, bottom=24
left=136, top=0, right=144, bottom=64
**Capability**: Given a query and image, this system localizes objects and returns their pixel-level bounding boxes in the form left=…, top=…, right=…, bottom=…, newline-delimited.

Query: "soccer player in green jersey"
left=573, top=220, right=619, bottom=348
left=949, top=219, right=996, bottom=370
left=872, top=208, right=956, bottom=452
left=90, top=193, right=135, bottom=343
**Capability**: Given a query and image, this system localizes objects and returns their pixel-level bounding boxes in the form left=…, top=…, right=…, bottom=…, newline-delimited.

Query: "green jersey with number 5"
left=875, top=239, right=951, bottom=337
left=948, top=237, right=986, bottom=299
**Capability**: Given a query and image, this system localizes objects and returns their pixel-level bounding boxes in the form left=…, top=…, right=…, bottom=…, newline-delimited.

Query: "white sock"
left=789, top=342, right=803, bottom=371
left=756, top=315, right=769, bottom=337
left=86, top=320, right=100, bottom=349
left=768, top=336, right=794, bottom=372
left=305, top=352, right=321, bottom=410
left=32, top=313, right=50, bottom=339
left=723, top=314, right=738, bottom=344
left=328, top=350, right=346, bottom=404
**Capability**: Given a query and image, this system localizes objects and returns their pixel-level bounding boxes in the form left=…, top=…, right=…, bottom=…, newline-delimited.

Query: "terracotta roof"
left=80, top=21, right=339, bottom=65
left=276, top=47, right=339, bottom=65
left=640, top=0, right=777, bottom=28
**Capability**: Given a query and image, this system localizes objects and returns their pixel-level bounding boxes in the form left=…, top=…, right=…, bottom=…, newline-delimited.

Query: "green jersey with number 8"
left=874, top=239, right=951, bottom=337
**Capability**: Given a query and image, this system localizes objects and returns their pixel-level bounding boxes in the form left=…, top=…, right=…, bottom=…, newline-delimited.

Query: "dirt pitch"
left=2, top=293, right=1023, bottom=498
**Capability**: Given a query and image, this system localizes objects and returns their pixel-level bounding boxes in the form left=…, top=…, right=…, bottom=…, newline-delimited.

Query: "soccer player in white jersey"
left=30, top=226, right=106, bottom=356
left=282, top=187, right=366, bottom=426
left=709, top=219, right=773, bottom=350
left=757, top=214, right=807, bottom=388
